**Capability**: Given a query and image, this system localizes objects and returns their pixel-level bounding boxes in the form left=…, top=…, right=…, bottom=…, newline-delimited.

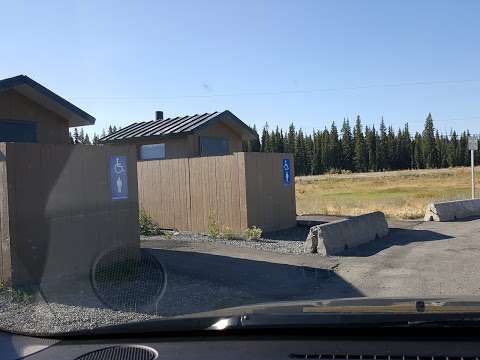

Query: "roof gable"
left=0, top=75, right=95, bottom=127
left=100, top=110, right=256, bottom=142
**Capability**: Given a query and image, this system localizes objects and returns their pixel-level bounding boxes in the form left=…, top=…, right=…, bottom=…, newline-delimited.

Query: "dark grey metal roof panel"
left=151, top=115, right=193, bottom=135
left=99, top=110, right=257, bottom=142
left=169, top=112, right=211, bottom=134
left=180, top=112, right=220, bottom=133
left=101, top=122, right=143, bottom=141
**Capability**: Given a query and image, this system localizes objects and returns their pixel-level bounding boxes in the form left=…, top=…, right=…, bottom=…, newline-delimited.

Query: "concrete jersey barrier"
left=424, top=199, right=480, bottom=222
left=304, top=211, right=389, bottom=256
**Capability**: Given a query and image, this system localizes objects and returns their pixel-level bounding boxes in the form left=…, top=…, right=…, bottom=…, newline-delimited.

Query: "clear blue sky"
left=1, top=0, right=480, bottom=136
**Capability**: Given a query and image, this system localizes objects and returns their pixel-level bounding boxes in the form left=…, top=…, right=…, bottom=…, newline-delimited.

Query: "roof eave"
left=0, top=75, right=96, bottom=127
left=194, top=110, right=258, bottom=141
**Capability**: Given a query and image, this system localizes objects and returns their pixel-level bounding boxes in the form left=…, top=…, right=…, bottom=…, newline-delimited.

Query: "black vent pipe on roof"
left=155, top=111, right=163, bottom=120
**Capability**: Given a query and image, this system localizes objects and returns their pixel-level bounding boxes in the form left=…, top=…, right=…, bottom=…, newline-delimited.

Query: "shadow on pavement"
left=146, top=248, right=363, bottom=316
left=339, top=227, right=454, bottom=257
left=36, top=248, right=363, bottom=317
left=441, top=215, right=480, bottom=223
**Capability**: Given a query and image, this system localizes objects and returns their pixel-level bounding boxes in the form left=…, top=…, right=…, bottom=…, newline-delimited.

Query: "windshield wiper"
left=406, top=317, right=480, bottom=327
left=236, top=313, right=480, bottom=329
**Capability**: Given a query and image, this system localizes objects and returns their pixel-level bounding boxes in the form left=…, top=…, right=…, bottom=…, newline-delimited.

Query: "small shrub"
left=207, top=217, right=243, bottom=239
left=244, top=226, right=262, bottom=241
left=139, top=209, right=163, bottom=236
left=207, top=215, right=221, bottom=238
left=0, top=281, right=34, bottom=303
left=13, top=290, right=33, bottom=304
left=220, top=227, right=241, bottom=240
left=163, top=231, right=174, bottom=240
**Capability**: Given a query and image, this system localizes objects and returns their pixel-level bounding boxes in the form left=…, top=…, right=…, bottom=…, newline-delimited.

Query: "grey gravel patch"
left=0, top=292, right=160, bottom=335
left=142, top=226, right=311, bottom=255
left=0, top=270, right=257, bottom=335
left=0, top=228, right=315, bottom=334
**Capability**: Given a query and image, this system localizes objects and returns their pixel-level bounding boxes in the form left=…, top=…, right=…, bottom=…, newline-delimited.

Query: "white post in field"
left=468, top=137, right=478, bottom=199
left=472, top=149, right=475, bottom=199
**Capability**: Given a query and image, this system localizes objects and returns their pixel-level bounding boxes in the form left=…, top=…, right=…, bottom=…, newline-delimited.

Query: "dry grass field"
left=296, top=167, right=479, bottom=219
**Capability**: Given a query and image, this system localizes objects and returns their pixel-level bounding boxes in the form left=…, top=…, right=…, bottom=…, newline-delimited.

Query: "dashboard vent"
left=289, top=355, right=477, bottom=360
left=75, top=346, right=157, bottom=360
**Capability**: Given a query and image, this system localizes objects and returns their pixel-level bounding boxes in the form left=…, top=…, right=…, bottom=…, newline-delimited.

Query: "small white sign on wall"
left=111, top=155, right=128, bottom=200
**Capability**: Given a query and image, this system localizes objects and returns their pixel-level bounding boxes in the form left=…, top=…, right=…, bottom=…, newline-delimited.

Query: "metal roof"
left=0, top=75, right=96, bottom=127
left=100, top=110, right=256, bottom=142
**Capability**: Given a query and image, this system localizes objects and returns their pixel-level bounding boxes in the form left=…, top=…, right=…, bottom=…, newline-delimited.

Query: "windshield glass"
left=1, top=0, right=480, bottom=335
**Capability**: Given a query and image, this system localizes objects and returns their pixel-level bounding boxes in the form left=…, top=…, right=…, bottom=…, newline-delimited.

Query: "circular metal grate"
left=91, top=247, right=167, bottom=311
left=75, top=346, right=157, bottom=360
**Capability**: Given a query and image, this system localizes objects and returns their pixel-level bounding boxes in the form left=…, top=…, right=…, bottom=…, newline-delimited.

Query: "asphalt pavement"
left=143, top=216, right=480, bottom=309
left=335, top=217, right=480, bottom=297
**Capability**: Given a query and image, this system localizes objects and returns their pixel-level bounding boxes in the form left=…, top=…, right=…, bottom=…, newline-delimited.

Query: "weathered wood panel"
left=0, top=144, right=12, bottom=284
left=138, top=152, right=295, bottom=234
left=244, top=152, right=296, bottom=232
left=0, top=143, right=139, bottom=287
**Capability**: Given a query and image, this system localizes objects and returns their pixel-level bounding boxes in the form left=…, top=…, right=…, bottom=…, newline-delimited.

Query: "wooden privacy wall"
left=243, top=152, right=296, bottom=231
left=138, top=152, right=296, bottom=233
left=0, top=143, right=139, bottom=287
left=0, top=144, right=10, bottom=284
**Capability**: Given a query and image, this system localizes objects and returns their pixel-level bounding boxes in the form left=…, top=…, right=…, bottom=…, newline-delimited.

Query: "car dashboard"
left=3, top=327, right=480, bottom=360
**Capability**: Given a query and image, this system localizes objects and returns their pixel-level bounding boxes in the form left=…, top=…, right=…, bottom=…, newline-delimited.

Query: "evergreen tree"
left=312, top=131, right=324, bottom=175
left=260, top=123, right=269, bottom=152
left=459, top=131, right=469, bottom=166
left=447, top=131, right=459, bottom=166
left=320, top=128, right=330, bottom=173
left=73, top=128, right=80, bottom=144
left=435, top=130, right=447, bottom=168
left=304, top=134, right=314, bottom=175
left=271, top=126, right=285, bottom=152
left=366, top=125, right=377, bottom=171
left=247, top=125, right=261, bottom=152
left=328, top=122, right=342, bottom=170
left=269, top=129, right=277, bottom=152
left=422, top=113, right=438, bottom=168
left=387, top=126, right=397, bottom=169
left=78, top=128, right=85, bottom=144
left=295, top=129, right=308, bottom=175
left=341, top=118, right=354, bottom=171
left=92, top=133, right=100, bottom=145
left=377, top=117, right=388, bottom=170
left=399, top=124, right=412, bottom=169
left=265, top=131, right=274, bottom=152
left=285, top=124, right=296, bottom=154
left=83, top=133, right=91, bottom=145
left=353, top=116, right=367, bottom=172
left=413, top=132, right=424, bottom=169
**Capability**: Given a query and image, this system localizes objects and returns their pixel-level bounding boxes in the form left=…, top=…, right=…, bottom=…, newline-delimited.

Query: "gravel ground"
left=0, top=270, right=257, bottom=335
left=142, top=226, right=310, bottom=255
left=0, top=293, right=159, bottom=335
left=0, top=227, right=315, bottom=335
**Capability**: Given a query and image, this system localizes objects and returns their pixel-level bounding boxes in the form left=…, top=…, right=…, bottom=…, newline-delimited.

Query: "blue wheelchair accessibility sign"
left=110, top=156, right=128, bottom=200
left=282, top=158, right=291, bottom=186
